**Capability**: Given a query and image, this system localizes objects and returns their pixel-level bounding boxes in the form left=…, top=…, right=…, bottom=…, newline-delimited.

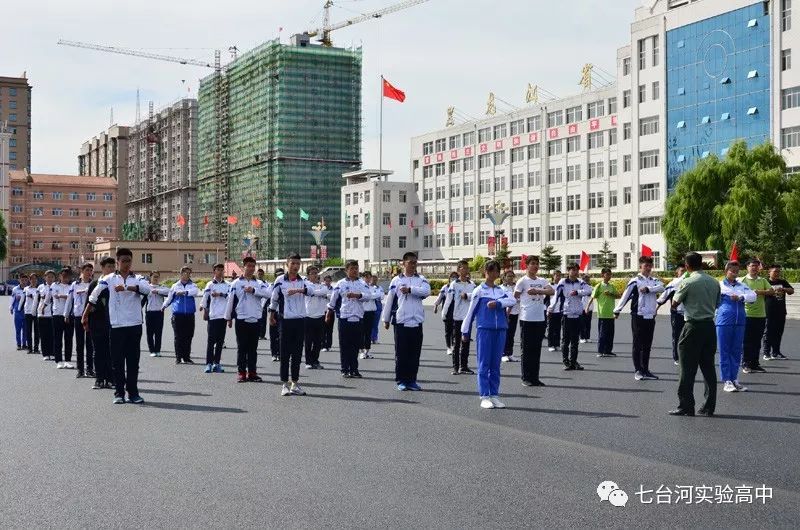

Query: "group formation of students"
left=7, top=247, right=794, bottom=411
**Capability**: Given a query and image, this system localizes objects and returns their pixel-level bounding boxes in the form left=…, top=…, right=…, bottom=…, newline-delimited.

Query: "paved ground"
left=1, top=300, right=799, bottom=528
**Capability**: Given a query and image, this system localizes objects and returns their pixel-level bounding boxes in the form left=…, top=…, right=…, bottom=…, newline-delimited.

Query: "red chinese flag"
left=176, top=214, right=186, bottom=227
left=520, top=254, right=528, bottom=271
left=410, top=219, right=415, bottom=229
left=579, top=251, right=590, bottom=272
left=203, top=214, right=209, bottom=227
left=227, top=215, right=238, bottom=225
left=251, top=217, right=262, bottom=228
left=641, top=244, right=653, bottom=257
left=729, top=241, right=739, bottom=262
left=382, top=78, right=406, bottom=102
left=448, top=224, right=454, bottom=233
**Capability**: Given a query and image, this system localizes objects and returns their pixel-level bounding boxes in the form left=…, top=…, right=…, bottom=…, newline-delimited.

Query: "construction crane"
left=307, top=0, right=431, bottom=47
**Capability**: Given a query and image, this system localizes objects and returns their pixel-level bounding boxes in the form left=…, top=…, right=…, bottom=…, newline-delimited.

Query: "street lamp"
left=484, top=201, right=510, bottom=256
left=243, top=231, right=256, bottom=259
left=308, top=218, right=328, bottom=266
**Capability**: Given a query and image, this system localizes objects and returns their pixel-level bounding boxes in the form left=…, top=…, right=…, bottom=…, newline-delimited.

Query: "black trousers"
left=52, top=315, right=67, bottom=363
left=520, top=320, right=546, bottom=382
left=597, top=318, right=615, bottom=356
left=25, top=314, right=39, bottom=352
left=280, top=318, right=305, bottom=382
left=74, top=318, right=93, bottom=373
left=579, top=311, right=592, bottom=340
left=110, top=325, right=142, bottom=398
left=362, top=311, right=376, bottom=351
left=743, top=317, right=766, bottom=368
left=444, top=316, right=454, bottom=349
left=259, top=305, right=269, bottom=338
left=339, top=319, right=362, bottom=373
left=235, top=320, right=259, bottom=373
left=90, top=323, right=111, bottom=383
left=631, top=315, right=656, bottom=372
left=304, top=316, right=324, bottom=365
left=670, top=311, right=685, bottom=362
left=451, top=319, right=470, bottom=371
left=504, top=314, right=519, bottom=355
left=763, top=312, right=786, bottom=356
left=394, top=324, right=423, bottom=384
left=206, top=319, right=226, bottom=364
left=145, top=311, right=164, bottom=354
left=547, top=313, right=562, bottom=348
left=561, top=317, right=580, bottom=363
left=38, top=317, right=53, bottom=359
left=322, top=314, right=334, bottom=350
left=172, top=313, right=195, bottom=361
left=269, top=316, right=281, bottom=357
left=677, top=320, right=717, bottom=413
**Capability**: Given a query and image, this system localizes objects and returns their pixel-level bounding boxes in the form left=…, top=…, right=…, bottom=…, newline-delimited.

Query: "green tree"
left=596, top=240, right=615, bottom=270
left=495, top=239, right=511, bottom=269
left=469, top=254, right=486, bottom=273
left=750, top=206, right=788, bottom=266
left=0, top=212, right=7, bottom=263
left=323, top=257, right=343, bottom=267
left=539, top=245, right=561, bottom=273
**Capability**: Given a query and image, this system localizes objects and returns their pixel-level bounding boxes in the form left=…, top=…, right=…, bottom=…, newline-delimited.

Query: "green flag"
left=300, top=209, right=310, bottom=221
left=275, top=208, right=284, bottom=220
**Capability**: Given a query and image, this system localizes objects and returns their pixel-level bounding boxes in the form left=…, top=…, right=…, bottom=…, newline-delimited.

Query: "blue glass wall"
left=666, top=3, right=771, bottom=190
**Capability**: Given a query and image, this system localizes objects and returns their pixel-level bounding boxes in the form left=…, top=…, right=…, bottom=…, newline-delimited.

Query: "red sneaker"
left=247, top=372, right=263, bottom=382
left=237, top=371, right=247, bottom=383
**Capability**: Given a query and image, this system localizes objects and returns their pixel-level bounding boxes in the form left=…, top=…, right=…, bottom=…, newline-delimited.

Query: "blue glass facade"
left=666, top=3, right=771, bottom=190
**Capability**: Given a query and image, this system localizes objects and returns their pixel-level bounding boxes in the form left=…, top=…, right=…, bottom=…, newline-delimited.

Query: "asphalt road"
left=1, top=301, right=799, bottom=528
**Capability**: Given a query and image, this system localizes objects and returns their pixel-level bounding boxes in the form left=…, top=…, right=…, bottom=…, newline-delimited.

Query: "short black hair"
left=275, top=268, right=285, bottom=275
left=286, top=253, right=301, bottom=261
left=60, top=267, right=72, bottom=275
left=484, top=260, right=501, bottom=273
left=525, top=255, right=540, bottom=266
left=457, top=259, right=469, bottom=268
left=601, top=267, right=612, bottom=274
left=725, top=260, right=740, bottom=271
left=638, top=256, right=654, bottom=265
left=684, top=251, right=702, bottom=269
left=29, top=273, right=38, bottom=278
left=402, top=251, right=418, bottom=262
left=746, top=258, right=761, bottom=266
left=345, top=259, right=358, bottom=269
left=19, top=274, right=28, bottom=279
left=307, top=265, right=319, bottom=274
left=100, top=257, right=116, bottom=267
left=323, top=275, right=332, bottom=280
left=769, top=264, right=782, bottom=270
left=180, top=266, right=192, bottom=274
left=212, top=263, right=225, bottom=271
left=81, top=263, right=93, bottom=271
left=44, top=269, right=56, bottom=277
left=362, top=270, right=372, bottom=277
left=116, top=247, right=133, bottom=258
left=242, top=257, right=256, bottom=265
left=257, top=268, right=265, bottom=274
left=566, top=262, right=579, bottom=271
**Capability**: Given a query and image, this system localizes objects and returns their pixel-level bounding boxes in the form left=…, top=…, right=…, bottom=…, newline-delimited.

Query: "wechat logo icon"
left=597, top=480, right=629, bottom=507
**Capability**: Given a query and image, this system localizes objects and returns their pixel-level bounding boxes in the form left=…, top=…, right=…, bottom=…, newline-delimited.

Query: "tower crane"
left=306, top=0, right=431, bottom=47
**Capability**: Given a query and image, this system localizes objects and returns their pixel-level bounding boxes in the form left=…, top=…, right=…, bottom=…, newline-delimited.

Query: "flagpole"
left=379, top=74, right=384, bottom=173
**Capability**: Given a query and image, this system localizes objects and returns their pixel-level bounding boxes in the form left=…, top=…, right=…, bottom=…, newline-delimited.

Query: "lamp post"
left=243, top=231, right=255, bottom=259
left=308, top=218, right=328, bottom=267
left=484, top=201, right=510, bottom=257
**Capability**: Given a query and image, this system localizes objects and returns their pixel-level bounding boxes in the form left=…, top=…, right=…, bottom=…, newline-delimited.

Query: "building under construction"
left=196, top=36, right=361, bottom=260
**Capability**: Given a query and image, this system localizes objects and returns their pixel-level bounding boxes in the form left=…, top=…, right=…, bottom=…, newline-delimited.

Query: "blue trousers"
left=371, top=301, right=382, bottom=342
left=476, top=328, right=505, bottom=397
left=14, top=311, right=26, bottom=347
left=717, top=324, right=745, bottom=382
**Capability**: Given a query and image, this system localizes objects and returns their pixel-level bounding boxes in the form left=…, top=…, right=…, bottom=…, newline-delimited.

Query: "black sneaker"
left=102, top=381, right=113, bottom=389
left=76, top=372, right=85, bottom=379
left=459, top=368, right=475, bottom=375
left=697, top=408, right=714, bottom=417
left=532, top=380, right=547, bottom=386
left=86, top=370, right=96, bottom=378
left=774, top=352, right=789, bottom=359
left=272, top=356, right=280, bottom=362
left=342, top=372, right=352, bottom=378
left=521, top=380, right=534, bottom=387
left=175, top=359, right=182, bottom=365
left=314, top=363, right=325, bottom=369
left=127, top=395, right=145, bottom=404
left=350, top=371, right=363, bottom=378
left=451, top=369, right=460, bottom=375
left=572, top=362, right=584, bottom=371
left=183, top=358, right=195, bottom=365
left=562, top=359, right=571, bottom=367
left=563, top=364, right=575, bottom=371
left=92, top=381, right=103, bottom=389
left=750, top=365, right=767, bottom=373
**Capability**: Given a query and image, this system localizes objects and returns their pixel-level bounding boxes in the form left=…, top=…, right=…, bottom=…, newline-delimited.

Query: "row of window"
left=14, top=224, right=114, bottom=234
left=10, top=206, right=114, bottom=218
left=344, top=189, right=408, bottom=206
left=18, top=238, right=110, bottom=250
left=0, top=87, right=19, bottom=96
left=11, top=189, right=114, bottom=201
left=622, top=34, right=659, bottom=75
left=345, top=235, right=409, bottom=250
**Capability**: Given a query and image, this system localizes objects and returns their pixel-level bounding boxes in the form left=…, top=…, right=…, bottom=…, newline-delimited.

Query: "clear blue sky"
left=2, top=0, right=642, bottom=177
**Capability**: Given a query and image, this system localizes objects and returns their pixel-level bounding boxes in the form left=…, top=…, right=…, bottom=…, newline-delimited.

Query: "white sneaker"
left=723, top=381, right=737, bottom=392
left=501, top=355, right=511, bottom=363
left=480, top=398, right=495, bottom=409
left=290, top=383, right=306, bottom=396
left=43, top=356, right=52, bottom=362
left=363, top=351, right=373, bottom=359
left=506, top=355, right=518, bottom=362
left=304, top=364, right=314, bottom=369
left=674, top=361, right=679, bottom=366
left=150, top=353, right=158, bottom=357
left=579, top=339, right=587, bottom=344
left=548, top=347, right=556, bottom=352
left=321, top=348, right=329, bottom=352
left=64, top=362, right=75, bottom=369
left=447, top=348, right=453, bottom=356
left=281, top=384, right=292, bottom=396
left=733, top=380, right=748, bottom=392
left=359, top=352, right=367, bottom=359
left=56, top=362, right=66, bottom=369
left=489, top=396, right=506, bottom=409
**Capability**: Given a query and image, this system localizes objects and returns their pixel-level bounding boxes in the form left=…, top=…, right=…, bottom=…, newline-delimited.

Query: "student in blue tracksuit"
left=10, top=276, right=29, bottom=350
left=162, top=267, right=200, bottom=364
left=461, top=260, right=517, bottom=409
left=717, top=261, right=755, bottom=393
left=370, top=274, right=384, bottom=344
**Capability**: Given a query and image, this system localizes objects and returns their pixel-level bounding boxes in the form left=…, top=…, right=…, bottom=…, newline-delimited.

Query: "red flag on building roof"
left=227, top=215, right=238, bottom=225
left=579, top=251, right=590, bottom=272
left=729, top=241, right=739, bottom=262
left=176, top=214, right=186, bottom=227
left=382, top=77, right=406, bottom=103
left=641, top=244, right=653, bottom=257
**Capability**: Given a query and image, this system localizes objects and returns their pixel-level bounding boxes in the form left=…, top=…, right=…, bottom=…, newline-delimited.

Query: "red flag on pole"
left=579, top=251, right=590, bottom=271
left=641, top=244, right=653, bottom=257
left=382, top=78, right=406, bottom=102
left=176, top=214, right=186, bottom=227
left=410, top=219, right=415, bottom=229
left=227, top=215, right=238, bottom=225
left=520, top=254, right=528, bottom=271
left=729, top=241, right=739, bottom=262
left=448, top=224, right=454, bottom=233
left=251, top=217, right=262, bottom=228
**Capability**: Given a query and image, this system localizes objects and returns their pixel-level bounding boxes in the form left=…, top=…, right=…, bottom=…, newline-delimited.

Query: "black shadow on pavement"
left=304, top=394, right=417, bottom=405
left=144, top=401, right=247, bottom=413
left=140, top=388, right=211, bottom=397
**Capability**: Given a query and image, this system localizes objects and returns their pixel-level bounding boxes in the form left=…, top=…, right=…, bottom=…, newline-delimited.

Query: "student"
left=257, top=269, right=268, bottom=339
left=546, top=270, right=563, bottom=352
left=461, top=260, right=517, bottom=409
left=37, top=270, right=57, bottom=362
left=225, top=257, right=270, bottom=383
left=579, top=273, right=593, bottom=343
left=514, top=255, right=554, bottom=386
left=327, top=260, right=370, bottom=378
left=587, top=268, right=617, bottom=358
left=434, top=272, right=459, bottom=355
left=657, top=266, right=686, bottom=366
left=321, top=274, right=335, bottom=352
left=23, top=273, right=40, bottom=354
left=717, top=261, right=755, bottom=393
left=359, top=271, right=381, bottom=359
left=163, top=267, right=199, bottom=364
left=83, top=258, right=116, bottom=390
left=554, top=263, right=592, bottom=371
left=50, top=268, right=75, bottom=369
left=10, top=275, right=28, bottom=350
left=763, top=264, right=794, bottom=360
left=614, top=256, right=665, bottom=381
left=304, top=265, right=329, bottom=369
left=269, top=254, right=311, bottom=396
left=145, top=271, right=170, bottom=358
left=741, top=259, right=773, bottom=374
left=381, top=252, right=431, bottom=391
left=87, top=249, right=151, bottom=404
left=65, top=263, right=94, bottom=378
left=266, top=268, right=283, bottom=362
left=442, top=261, right=477, bottom=375
left=370, top=274, right=384, bottom=344
left=200, top=263, right=230, bottom=374
left=501, top=270, right=520, bottom=363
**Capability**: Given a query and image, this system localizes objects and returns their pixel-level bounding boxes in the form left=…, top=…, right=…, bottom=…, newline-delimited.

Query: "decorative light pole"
left=308, top=218, right=328, bottom=266
left=484, top=201, right=510, bottom=256
left=243, top=231, right=256, bottom=259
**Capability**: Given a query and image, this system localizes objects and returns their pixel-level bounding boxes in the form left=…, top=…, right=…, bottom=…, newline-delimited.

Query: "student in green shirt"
left=741, top=259, right=774, bottom=373
left=587, top=268, right=617, bottom=357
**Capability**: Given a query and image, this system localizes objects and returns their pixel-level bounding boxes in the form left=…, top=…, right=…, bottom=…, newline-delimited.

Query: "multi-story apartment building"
left=126, top=98, right=198, bottom=242
left=0, top=75, right=32, bottom=173
left=403, top=0, right=799, bottom=270
left=7, top=170, right=118, bottom=269
left=78, top=125, right=129, bottom=235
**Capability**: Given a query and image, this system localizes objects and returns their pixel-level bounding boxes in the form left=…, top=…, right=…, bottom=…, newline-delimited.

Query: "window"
left=639, top=116, right=659, bottom=136
left=436, top=234, right=446, bottom=247
left=783, top=126, right=800, bottom=148
left=566, top=136, right=580, bottom=153
left=567, top=165, right=581, bottom=182
left=103, top=192, right=113, bottom=201
left=638, top=38, right=646, bottom=70
left=422, top=166, right=433, bottom=179
left=783, top=87, right=800, bottom=110
left=450, top=183, right=461, bottom=197
left=623, top=90, right=631, bottom=108
left=623, top=155, right=632, bottom=173
left=479, top=178, right=491, bottom=194
left=423, top=235, right=433, bottom=248
left=607, top=221, right=617, bottom=238
left=608, top=97, right=617, bottom=114
left=587, top=101, right=605, bottom=119
left=493, top=124, right=507, bottom=140
left=639, top=183, right=660, bottom=202
left=609, top=160, right=618, bottom=177
left=547, top=197, right=563, bottom=213
left=382, top=236, right=391, bottom=248
left=86, top=209, right=97, bottom=217
left=547, top=168, right=563, bottom=185
left=435, top=138, right=447, bottom=152
left=623, top=219, right=632, bottom=237
left=623, top=122, right=631, bottom=140
left=11, top=187, right=22, bottom=197
left=510, top=147, right=525, bottom=163
left=463, top=232, right=474, bottom=246
left=383, top=213, right=391, bottom=226
left=623, top=57, right=631, bottom=76
left=528, top=143, right=541, bottom=159
left=364, top=212, right=371, bottom=226
left=527, top=115, right=542, bottom=131
left=141, top=253, right=153, bottom=264
left=623, top=187, right=632, bottom=205
left=478, top=127, right=491, bottom=143
left=51, top=191, right=62, bottom=200
left=87, top=192, right=96, bottom=201
left=511, top=173, right=526, bottom=189
left=510, top=119, right=525, bottom=135
left=382, top=190, right=391, bottom=202
left=623, top=252, right=631, bottom=270
left=528, top=226, right=541, bottom=242
left=587, top=131, right=604, bottom=150
left=610, top=189, right=618, bottom=207
left=494, top=175, right=506, bottom=191
left=464, top=181, right=473, bottom=196
left=447, top=209, right=459, bottom=223
left=463, top=131, right=475, bottom=146
left=103, top=210, right=114, bottom=218
left=33, top=207, right=43, bottom=216
left=528, top=171, right=541, bottom=187
left=639, top=216, right=661, bottom=235
left=652, top=81, right=660, bottom=101
left=547, top=225, right=563, bottom=241
left=435, top=163, right=446, bottom=176
left=588, top=161, right=604, bottom=180
left=33, top=191, right=44, bottom=200
left=493, top=151, right=505, bottom=166
left=464, top=207, right=474, bottom=221
left=399, top=213, right=408, bottom=226
left=423, top=188, right=433, bottom=201
left=652, top=35, right=659, bottom=67
left=33, top=241, right=43, bottom=250
left=511, top=228, right=524, bottom=243
left=479, top=230, right=490, bottom=244
left=639, top=150, right=659, bottom=169
left=8, top=114, right=16, bottom=122
left=547, top=110, right=564, bottom=127
left=528, top=199, right=541, bottom=214
left=398, top=236, right=407, bottom=249
left=783, top=0, right=792, bottom=31
left=566, top=105, right=582, bottom=124
left=547, top=140, right=563, bottom=156
left=479, top=154, right=492, bottom=169
left=608, top=128, right=617, bottom=145
left=364, top=190, right=370, bottom=203
left=589, top=192, right=605, bottom=209
left=12, top=205, right=23, bottom=213
left=423, top=141, right=433, bottom=155
left=638, top=84, right=646, bottom=104
left=567, top=194, right=581, bottom=211
left=588, top=222, right=604, bottom=239
left=52, top=225, right=62, bottom=233
left=567, top=224, right=581, bottom=240
left=436, top=210, right=446, bottom=223
left=69, top=192, right=79, bottom=201
left=398, top=190, right=407, bottom=203
left=69, top=208, right=79, bottom=217
left=463, top=157, right=474, bottom=171
left=52, top=208, right=63, bottom=216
